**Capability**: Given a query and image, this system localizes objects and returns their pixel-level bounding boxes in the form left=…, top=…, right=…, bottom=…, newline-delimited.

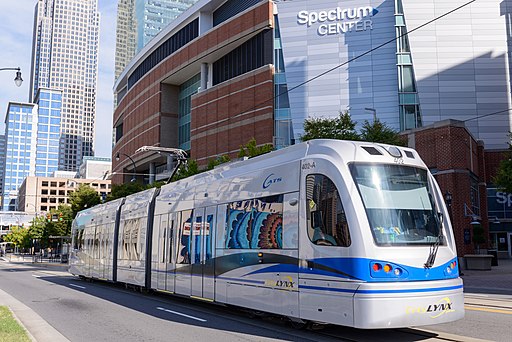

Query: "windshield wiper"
left=424, top=213, right=444, bottom=269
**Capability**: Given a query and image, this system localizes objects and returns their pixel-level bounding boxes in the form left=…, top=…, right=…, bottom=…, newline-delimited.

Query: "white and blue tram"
left=69, top=139, right=464, bottom=328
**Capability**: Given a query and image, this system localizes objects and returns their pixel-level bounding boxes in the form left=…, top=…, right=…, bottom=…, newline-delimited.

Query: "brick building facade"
left=407, top=120, right=510, bottom=257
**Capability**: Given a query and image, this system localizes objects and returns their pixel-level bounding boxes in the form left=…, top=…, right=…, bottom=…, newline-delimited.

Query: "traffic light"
left=46, top=213, right=51, bottom=222
left=59, top=213, right=63, bottom=222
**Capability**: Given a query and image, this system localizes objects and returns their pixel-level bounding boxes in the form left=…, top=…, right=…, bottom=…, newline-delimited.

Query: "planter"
left=464, top=254, right=493, bottom=270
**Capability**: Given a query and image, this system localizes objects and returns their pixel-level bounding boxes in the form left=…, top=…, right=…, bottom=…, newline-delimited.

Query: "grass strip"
left=0, top=305, right=31, bottom=342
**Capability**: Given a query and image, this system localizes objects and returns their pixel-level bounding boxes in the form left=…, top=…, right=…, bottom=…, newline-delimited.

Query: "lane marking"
left=465, top=305, right=512, bottom=315
left=69, top=283, right=86, bottom=289
left=156, top=306, right=207, bottom=322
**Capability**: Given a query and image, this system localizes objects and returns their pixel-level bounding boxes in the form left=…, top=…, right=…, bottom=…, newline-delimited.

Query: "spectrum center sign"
left=297, top=6, right=378, bottom=36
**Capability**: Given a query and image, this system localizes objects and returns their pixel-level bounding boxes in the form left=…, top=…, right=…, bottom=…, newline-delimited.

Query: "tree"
left=68, top=184, right=101, bottom=218
left=3, top=226, right=31, bottom=251
left=29, top=215, right=48, bottom=245
left=171, top=159, right=200, bottom=182
left=49, top=205, right=73, bottom=237
left=107, top=182, right=146, bottom=201
left=359, top=119, right=407, bottom=146
left=301, top=111, right=359, bottom=141
left=207, top=155, right=231, bottom=170
left=238, top=138, right=274, bottom=158
left=493, top=133, right=512, bottom=193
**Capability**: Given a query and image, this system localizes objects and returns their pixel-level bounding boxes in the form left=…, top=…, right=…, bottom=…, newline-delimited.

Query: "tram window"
left=205, top=214, right=213, bottom=260
left=305, top=174, right=351, bottom=247
left=177, top=210, right=193, bottom=264
left=350, top=163, right=443, bottom=246
left=225, top=195, right=283, bottom=249
left=168, top=216, right=175, bottom=263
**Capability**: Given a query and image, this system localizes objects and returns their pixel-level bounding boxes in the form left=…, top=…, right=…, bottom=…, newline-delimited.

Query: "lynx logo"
left=264, top=276, right=296, bottom=289
left=263, top=174, right=282, bottom=189
left=406, top=297, right=455, bottom=318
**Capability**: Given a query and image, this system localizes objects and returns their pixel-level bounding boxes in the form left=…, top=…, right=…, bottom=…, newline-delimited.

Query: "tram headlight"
left=370, top=261, right=408, bottom=279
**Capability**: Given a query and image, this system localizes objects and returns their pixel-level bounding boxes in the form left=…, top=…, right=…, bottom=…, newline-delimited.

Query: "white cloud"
left=0, top=0, right=116, bottom=158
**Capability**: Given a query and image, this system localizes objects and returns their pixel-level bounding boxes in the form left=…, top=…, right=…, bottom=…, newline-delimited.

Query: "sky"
left=0, top=0, right=117, bottom=158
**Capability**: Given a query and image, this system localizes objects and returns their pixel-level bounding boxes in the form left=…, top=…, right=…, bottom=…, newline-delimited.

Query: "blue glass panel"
left=39, top=92, right=51, bottom=100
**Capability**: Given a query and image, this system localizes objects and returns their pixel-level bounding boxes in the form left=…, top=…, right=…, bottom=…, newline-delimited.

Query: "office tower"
left=2, top=103, right=38, bottom=211
left=29, top=0, right=100, bottom=172
left=0, top=135, right=5, bottom=198
left=34, top=88, right=63, bottom=177
left=115, top=0, right=198, bottom=80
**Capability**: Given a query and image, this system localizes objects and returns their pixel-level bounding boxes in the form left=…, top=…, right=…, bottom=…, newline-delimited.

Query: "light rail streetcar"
left=69, top=139, right=464, bottom=329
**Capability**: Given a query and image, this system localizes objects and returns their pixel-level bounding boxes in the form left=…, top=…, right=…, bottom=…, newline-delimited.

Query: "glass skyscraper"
left=2, top=103, right=38, bottom=211
left=115, top=0, right=199, bottom=80
left=34, top=89, right=62, bottom=177
left=29, top=0, right=100, bottom=172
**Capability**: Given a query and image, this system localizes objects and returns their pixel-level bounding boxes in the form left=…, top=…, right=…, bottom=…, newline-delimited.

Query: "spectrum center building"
left=113, top=1, right=512, bottom=256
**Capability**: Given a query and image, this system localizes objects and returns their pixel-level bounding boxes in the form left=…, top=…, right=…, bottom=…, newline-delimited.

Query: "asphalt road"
left=0, top=261, right=509, bottom=342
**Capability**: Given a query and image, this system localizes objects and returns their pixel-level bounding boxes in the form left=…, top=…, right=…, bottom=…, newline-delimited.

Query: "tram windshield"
left=350, top=163, right=443, bottom=246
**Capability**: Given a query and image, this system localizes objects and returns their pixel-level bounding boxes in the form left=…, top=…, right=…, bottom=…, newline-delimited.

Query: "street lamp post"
left=115, top=152, right=137, bottom=182
left=0, top=67, right=23, bottom=87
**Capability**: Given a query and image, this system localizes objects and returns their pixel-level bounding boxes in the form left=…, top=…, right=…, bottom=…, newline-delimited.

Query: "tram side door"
left=156, top=214, right=168, bottom=291
left=165, top=212, right=176, bottom=293
left=202, top=206, right=216, bottom=300
left=191, top=208, right=205, bottom=298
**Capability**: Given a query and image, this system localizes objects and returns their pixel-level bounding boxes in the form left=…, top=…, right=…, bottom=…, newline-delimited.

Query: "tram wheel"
left=288, top=318, right=308, bottom=330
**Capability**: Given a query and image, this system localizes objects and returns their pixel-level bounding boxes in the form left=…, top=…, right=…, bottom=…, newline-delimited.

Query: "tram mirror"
left=311, top=210, right=324, bottom=229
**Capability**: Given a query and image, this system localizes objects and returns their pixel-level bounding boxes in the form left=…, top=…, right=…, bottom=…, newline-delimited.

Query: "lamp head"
left=115, top=152, right=120, bottom=161
left=14, top=70, right=23, bottom=87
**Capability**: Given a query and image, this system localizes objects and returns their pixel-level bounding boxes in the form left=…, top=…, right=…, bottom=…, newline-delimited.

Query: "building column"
left=200, top=63, right=208, bottom=92
left=149, top=162, right=155, bottom=185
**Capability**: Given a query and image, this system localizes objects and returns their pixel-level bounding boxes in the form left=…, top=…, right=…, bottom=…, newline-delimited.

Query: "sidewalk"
left=461, top=258, right=512, bottom=296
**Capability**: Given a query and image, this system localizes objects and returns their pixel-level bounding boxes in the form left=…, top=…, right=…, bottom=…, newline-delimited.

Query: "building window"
left=212, top=30, right=273, bottom=85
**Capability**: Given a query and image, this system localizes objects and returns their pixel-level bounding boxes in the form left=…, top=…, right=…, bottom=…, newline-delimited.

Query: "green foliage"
left=29, top=216, right=48, bottom=242
left=301, top=111, right=360, bottom=142
left=301, top=112, right=406, bottom=146
left=171, top=159, right=200, bottom=182
left=3, top=226, right=31, bottom=250
left=48, top=205, right=73, bottom=237
left=207, top=155, right=231, bottom=170
left=68, top=184, right=101, bottom=218
left=493, top=133, right=512, bottom=193
left=359, top=119, right=407, bottom=146
left=107, top=182, right=146, bottom=201
left=238, top=138, right=274, bottom=158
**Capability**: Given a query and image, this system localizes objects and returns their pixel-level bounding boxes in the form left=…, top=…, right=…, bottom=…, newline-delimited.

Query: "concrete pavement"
left=0, top=255, right=69, bottom=342
left=1, top=254, right=512, bottom=341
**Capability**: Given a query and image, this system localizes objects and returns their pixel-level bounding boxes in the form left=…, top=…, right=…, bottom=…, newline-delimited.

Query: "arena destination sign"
left=297, top=6, right=378, bottom=36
